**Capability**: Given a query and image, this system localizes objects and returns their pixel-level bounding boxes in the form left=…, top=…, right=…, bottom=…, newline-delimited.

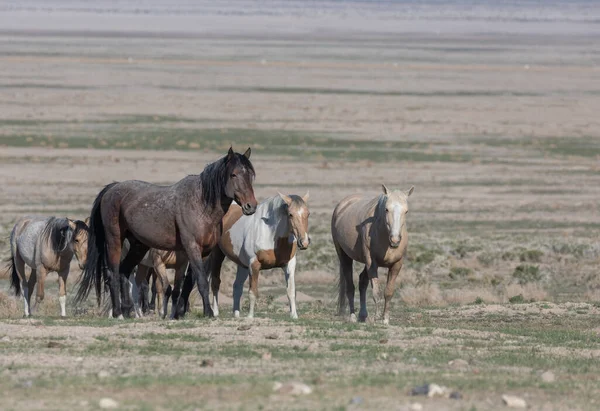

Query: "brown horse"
left=7, top=216, right=89, bottom=317
left=332, top=185, right=413, bottom=324
left=75, top=148, right=257, bottom=319
left=209, top=193, right=310, bottom=319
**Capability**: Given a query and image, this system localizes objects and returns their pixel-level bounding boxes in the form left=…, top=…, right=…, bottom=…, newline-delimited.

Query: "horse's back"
left=332, top=194, right=375, bottom=261
left=13, top=216, right=48, bottom=266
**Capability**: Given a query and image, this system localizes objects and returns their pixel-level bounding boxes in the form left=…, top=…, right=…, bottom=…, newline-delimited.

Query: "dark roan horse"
left=75, top=148, right=257, bottom=318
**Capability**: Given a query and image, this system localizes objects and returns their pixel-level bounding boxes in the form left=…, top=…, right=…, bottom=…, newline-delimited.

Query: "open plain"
left=1, top=1, right=600, bottom=410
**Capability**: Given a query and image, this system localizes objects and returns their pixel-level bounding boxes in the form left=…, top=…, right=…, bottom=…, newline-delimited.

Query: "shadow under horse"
left=75, top=148, right=257, bottom=318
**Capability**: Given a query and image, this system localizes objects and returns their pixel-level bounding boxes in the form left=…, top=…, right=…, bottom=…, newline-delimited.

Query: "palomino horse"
left=7, top=216, right=89, bottom=317
left=332, top=185, right=414, bottom=324
left=208, top=192, right=310, bottom=319
left=75, top=147, right=257, bottom=319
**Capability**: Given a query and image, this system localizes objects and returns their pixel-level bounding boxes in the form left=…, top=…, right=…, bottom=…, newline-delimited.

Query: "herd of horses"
left=5, top=147, right=414, bottom=324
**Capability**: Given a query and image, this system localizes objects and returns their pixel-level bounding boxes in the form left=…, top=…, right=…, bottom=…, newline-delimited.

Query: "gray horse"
left=7, top=216, right=89, bottom=317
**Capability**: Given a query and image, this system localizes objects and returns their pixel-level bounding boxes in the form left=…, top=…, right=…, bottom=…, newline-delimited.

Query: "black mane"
left=199, top=152, right=255, bottom=210
left=42, top=217, right=71, bottom=254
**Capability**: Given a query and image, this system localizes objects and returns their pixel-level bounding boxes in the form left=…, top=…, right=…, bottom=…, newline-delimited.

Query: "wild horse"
left=75, top=148, right=257, bottom=318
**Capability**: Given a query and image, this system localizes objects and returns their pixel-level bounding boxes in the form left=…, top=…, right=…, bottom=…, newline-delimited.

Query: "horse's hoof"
left=290, top=313, right=298, bottom=320
left=247, top=314, right=254, bottom=319
left=358, top=316, right=367, bottom=323
left=234, top=310, right=240, bottom=318
left=383, top=318, right=390, bottom=326
left=349, top=313, right=357, bottom=323
left=117, top=314, right=124, bottom=320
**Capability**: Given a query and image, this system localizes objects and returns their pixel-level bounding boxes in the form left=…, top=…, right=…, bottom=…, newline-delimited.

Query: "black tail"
left=7, top=254, right=21, bottom=297
left=74, top=182, right=118, bottom=306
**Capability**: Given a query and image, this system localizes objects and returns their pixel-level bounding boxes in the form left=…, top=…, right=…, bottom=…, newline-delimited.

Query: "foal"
left=332, top=185, right=413, bottom=324
left=7, top=216, right=88, bottom=317
left=209, top=192, right=310, bottom=319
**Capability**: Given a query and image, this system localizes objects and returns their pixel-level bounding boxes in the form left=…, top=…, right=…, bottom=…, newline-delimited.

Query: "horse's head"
left=279, top=192, right=311, bottom=250
left=68, top=217, right=89, bottom=269
left=380, top=185, right=414, bottom=248
left=225, top=147, right=257, bottom=215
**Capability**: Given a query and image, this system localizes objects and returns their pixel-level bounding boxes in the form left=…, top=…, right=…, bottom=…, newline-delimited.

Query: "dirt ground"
left=1, top=1, right=600, bottom=410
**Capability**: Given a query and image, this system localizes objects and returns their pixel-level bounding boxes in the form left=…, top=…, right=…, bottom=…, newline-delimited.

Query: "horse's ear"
left=381, top=184, right=390, bottom=195
left=243, top=147, right=251, bottom=159
left=407, top=186, right=415, bottom=197
left=67, top=219, right=76, bottom=231
left=227, top=146, right=234, bottom=161
left=84, top=217, right=91, bottom=227
left=278, top=191, right=292, bottom=206
left=302, top=191, right=309, bottom=202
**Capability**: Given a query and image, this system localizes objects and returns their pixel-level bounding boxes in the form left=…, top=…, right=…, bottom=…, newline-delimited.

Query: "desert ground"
left=1, top=1, right=600, bottom=410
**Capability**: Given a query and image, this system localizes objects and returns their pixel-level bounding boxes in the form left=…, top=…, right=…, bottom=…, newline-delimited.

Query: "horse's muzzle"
left=389, top=238, right=401, bottom=248
left=297, top=236, right=311, bottom=250
left=242, top=203, right=256, bottom=215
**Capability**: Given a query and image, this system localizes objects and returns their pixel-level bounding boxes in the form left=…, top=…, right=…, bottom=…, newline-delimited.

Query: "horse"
left=208, top=192, right=310, bottom=319
left=133, top=248, right=187, bottom=319
left=6, top=216, right=89, bottom=317
left=332, top=185, right=414, bottom=324
left=74, top=147, right=257, bottom=319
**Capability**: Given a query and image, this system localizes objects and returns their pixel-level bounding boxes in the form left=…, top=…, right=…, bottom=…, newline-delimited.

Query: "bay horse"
left=7, top=216, right=89, bottom=317
left=332, top=185, right=414, bottom=324
left=75, top=147, right=257, bottom=319
left=208, top=192, right=310, bottom=319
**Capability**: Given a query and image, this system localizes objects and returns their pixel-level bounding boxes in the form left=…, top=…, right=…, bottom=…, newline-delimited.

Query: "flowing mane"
left=199, top=153, right=255, bottom=210
left=41, top=217, right=71, bottom=253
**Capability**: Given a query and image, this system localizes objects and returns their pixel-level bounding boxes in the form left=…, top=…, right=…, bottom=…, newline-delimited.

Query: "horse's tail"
left=336, top=259, right=347, bottom=316
left=75, top=182, right=118, bottom=307
left=7, top=224, right=21, bottom=297
left=7, top=255, right=20, bottom=297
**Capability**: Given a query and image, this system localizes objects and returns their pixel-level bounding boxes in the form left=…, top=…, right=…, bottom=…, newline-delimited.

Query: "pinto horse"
left=208, top=192, right=310, bottom=319
left=75, top=148, right=257, bottom=318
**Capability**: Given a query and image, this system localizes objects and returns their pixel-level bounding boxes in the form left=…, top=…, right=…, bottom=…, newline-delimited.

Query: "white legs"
left=59, top=296, right=66, bottom=317
left=284, top=257, right=298, bottom=319
left=212, top=295, right=219, bottom=317
left=22, top=285, right=30, bottom=317
left=129, top=276, right=143, bottom=319
left=232, top=266, right=248, bottom=318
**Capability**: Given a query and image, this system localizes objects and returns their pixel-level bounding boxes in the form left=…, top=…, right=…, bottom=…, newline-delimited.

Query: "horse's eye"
left=230, top=173, right=236, bottom=178
left=385, top=208, right=389, bottom=212
left=74, top=239, right=79, bottom=243
left=289, top=213, right=293, bottom=217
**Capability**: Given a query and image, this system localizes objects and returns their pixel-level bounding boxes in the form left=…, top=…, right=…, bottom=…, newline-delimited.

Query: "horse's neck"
left=371, top=196, right=389, bottom=245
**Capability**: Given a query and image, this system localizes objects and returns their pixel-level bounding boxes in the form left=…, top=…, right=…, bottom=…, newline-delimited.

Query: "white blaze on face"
left=391, top=203, right=403, bottom=239
left=296, top=209, right=309, bottom=244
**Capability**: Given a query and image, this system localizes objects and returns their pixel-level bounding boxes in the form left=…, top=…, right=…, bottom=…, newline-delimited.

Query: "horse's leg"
left=127, top=271, right=142, bottom=318
left=135, top=265, right=150, bottom=315
left=335, top=244, right=355, bottom=321
left=366, top=260, right=381, bottom=321
left=154, top=261, right=169, bottom=319
left=26, top=268, right=37, bottom=316
left=171, top=264, right=187, bottom=319
left=208, top=248, right=225, bottom=317
left=283, top=256, right=298, bottom=319
left=383, top=259, right=402, bottom=325
left=105, top=235, right=124, bottom=319
left=148, top=267, right=156, bottom=312
left=247, top=261, right=261, bottom=319
left=184, top=246, right=213, bottom=318
left=358, top=267, right=369, bottom=322
left=34, top=266, right=47, bottom=313
left=233, top=265, right=249, bottom=318
left=14, top=253, right=30, bottom=317
left=119, top=243, right=149, bottom=319
left=57, top=268, right=69, bottom=317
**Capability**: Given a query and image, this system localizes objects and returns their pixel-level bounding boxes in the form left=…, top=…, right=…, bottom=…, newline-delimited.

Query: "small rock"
left=349, top=396, right=363, bottom=405
left=237, top=324, right=252, bottom=331
left=201, top=359, right=214, bottom=367
left=379, top=338, right=389, bottom=344
left=409, top=403, right=423, bottom=411
left=261, top=352, right=272, bottom=360
left=273, top=381, right=312, bottom=395
left=379, top=352, right=388, bottom=360
left=448, top=358, right=469, bottom=371
left=1, top=336, right=10, bottom=342
left=540, top=370, right=555, bottom=383
left=427, top=383, right=449, bottom=398
left=97, top=370, right=110, bottom=379
left=411, top=384, right=430, bottom=396
left=75, top=357, right=84, bottom=362
left=502, top=394, right=527, bottom=408
left=449, top=391, right=462, bottom=400
left=99, top=397, right=119, bottom=409
left=265, top=333, right=279, bottom=340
